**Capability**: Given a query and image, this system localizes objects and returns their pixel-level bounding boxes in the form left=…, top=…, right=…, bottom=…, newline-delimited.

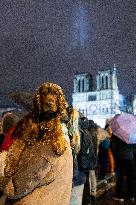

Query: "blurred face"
left=106, top=126, right=112, bottom=136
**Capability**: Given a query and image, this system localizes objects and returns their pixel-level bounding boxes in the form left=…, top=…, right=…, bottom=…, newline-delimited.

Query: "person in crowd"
left=97, top=123, right=114, bottom=179
left=105, top=124, right=115, bottom=176
left=70, top=113, right=97, bottom=205
left=2, top=112, right=19, bottom=151
left=87, top=120, right=98, bottom=203
left=2, top=112, right=18, bottom=135
left=134, top=144, right=136, bottom=164
left=110, top=125, right=136, bottom=202
left=70, top=112, right=89, bottom=205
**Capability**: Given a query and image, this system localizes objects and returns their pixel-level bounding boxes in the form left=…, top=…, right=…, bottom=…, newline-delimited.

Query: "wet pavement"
left=82, top=174, right=136, bottom=205
left=91, top=190, right=136, bottom=205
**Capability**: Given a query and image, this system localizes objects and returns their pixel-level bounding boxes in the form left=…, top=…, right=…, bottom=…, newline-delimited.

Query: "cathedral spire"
left=113, top=63, right=116, bottom=70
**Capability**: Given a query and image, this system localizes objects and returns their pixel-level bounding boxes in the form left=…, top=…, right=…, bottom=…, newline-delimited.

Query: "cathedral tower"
left=73, top=73, right=93, bottom=93
left=72, top=65, right=120, bottom=127
left=96, top=64, right=118, bottom=91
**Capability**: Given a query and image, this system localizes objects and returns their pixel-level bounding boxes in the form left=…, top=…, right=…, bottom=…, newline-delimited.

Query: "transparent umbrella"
left=109, top=113, right=136, bottom=144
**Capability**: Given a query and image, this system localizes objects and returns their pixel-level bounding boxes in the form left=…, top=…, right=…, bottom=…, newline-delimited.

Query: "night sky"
left=0, top=0, right=136, bottom=103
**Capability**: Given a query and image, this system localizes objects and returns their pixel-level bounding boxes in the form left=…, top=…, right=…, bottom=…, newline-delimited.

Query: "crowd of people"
left=72, top=115, right=136, bottom=204
left=70, top=114, right=115, bottom=205
left=0, top=82, right=135, bottom=205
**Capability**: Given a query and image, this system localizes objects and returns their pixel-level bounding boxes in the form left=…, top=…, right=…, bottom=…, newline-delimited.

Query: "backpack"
left=77, top=128, right=98, bottom=171
left=77, top=129, right=91, bottom=170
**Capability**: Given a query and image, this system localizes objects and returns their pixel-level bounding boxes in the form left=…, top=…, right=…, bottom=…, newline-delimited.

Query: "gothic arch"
left=78, top=79, right=81, bottom=92
left=82, top=79, right=84, bottom=92
left=105, top=75, right=108, bottom=89
left=101, top=76, right=104, bottom=89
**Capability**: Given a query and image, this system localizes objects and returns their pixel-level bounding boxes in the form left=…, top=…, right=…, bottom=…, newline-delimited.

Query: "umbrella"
left=109, top=113, right=136, bottom=144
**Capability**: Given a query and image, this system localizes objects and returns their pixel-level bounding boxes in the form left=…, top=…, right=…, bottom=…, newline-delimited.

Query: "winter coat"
left=110, top=134, right=134, bottom=160
left=107, top=148, right=115, bottom=172
left=100, top=138, right=110, bottom=152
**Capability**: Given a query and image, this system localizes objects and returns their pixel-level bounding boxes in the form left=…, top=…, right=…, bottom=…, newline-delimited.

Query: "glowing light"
left=70, top=3, right=90, bottom=48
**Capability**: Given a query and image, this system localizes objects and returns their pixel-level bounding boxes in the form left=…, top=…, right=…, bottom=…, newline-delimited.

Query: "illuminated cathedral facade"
left=72, top=65, right=121, bottom=127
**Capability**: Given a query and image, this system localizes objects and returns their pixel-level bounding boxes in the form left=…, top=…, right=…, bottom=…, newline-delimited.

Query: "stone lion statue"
left=0, top=82, right=80, bottom=205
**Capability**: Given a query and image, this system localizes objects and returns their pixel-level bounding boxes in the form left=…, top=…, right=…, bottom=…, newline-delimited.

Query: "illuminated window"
left=88, top=95, right=96, bottom=101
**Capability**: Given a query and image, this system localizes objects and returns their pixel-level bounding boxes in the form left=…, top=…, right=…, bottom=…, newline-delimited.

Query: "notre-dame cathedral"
left=72, top=65, right=121, bottom=128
